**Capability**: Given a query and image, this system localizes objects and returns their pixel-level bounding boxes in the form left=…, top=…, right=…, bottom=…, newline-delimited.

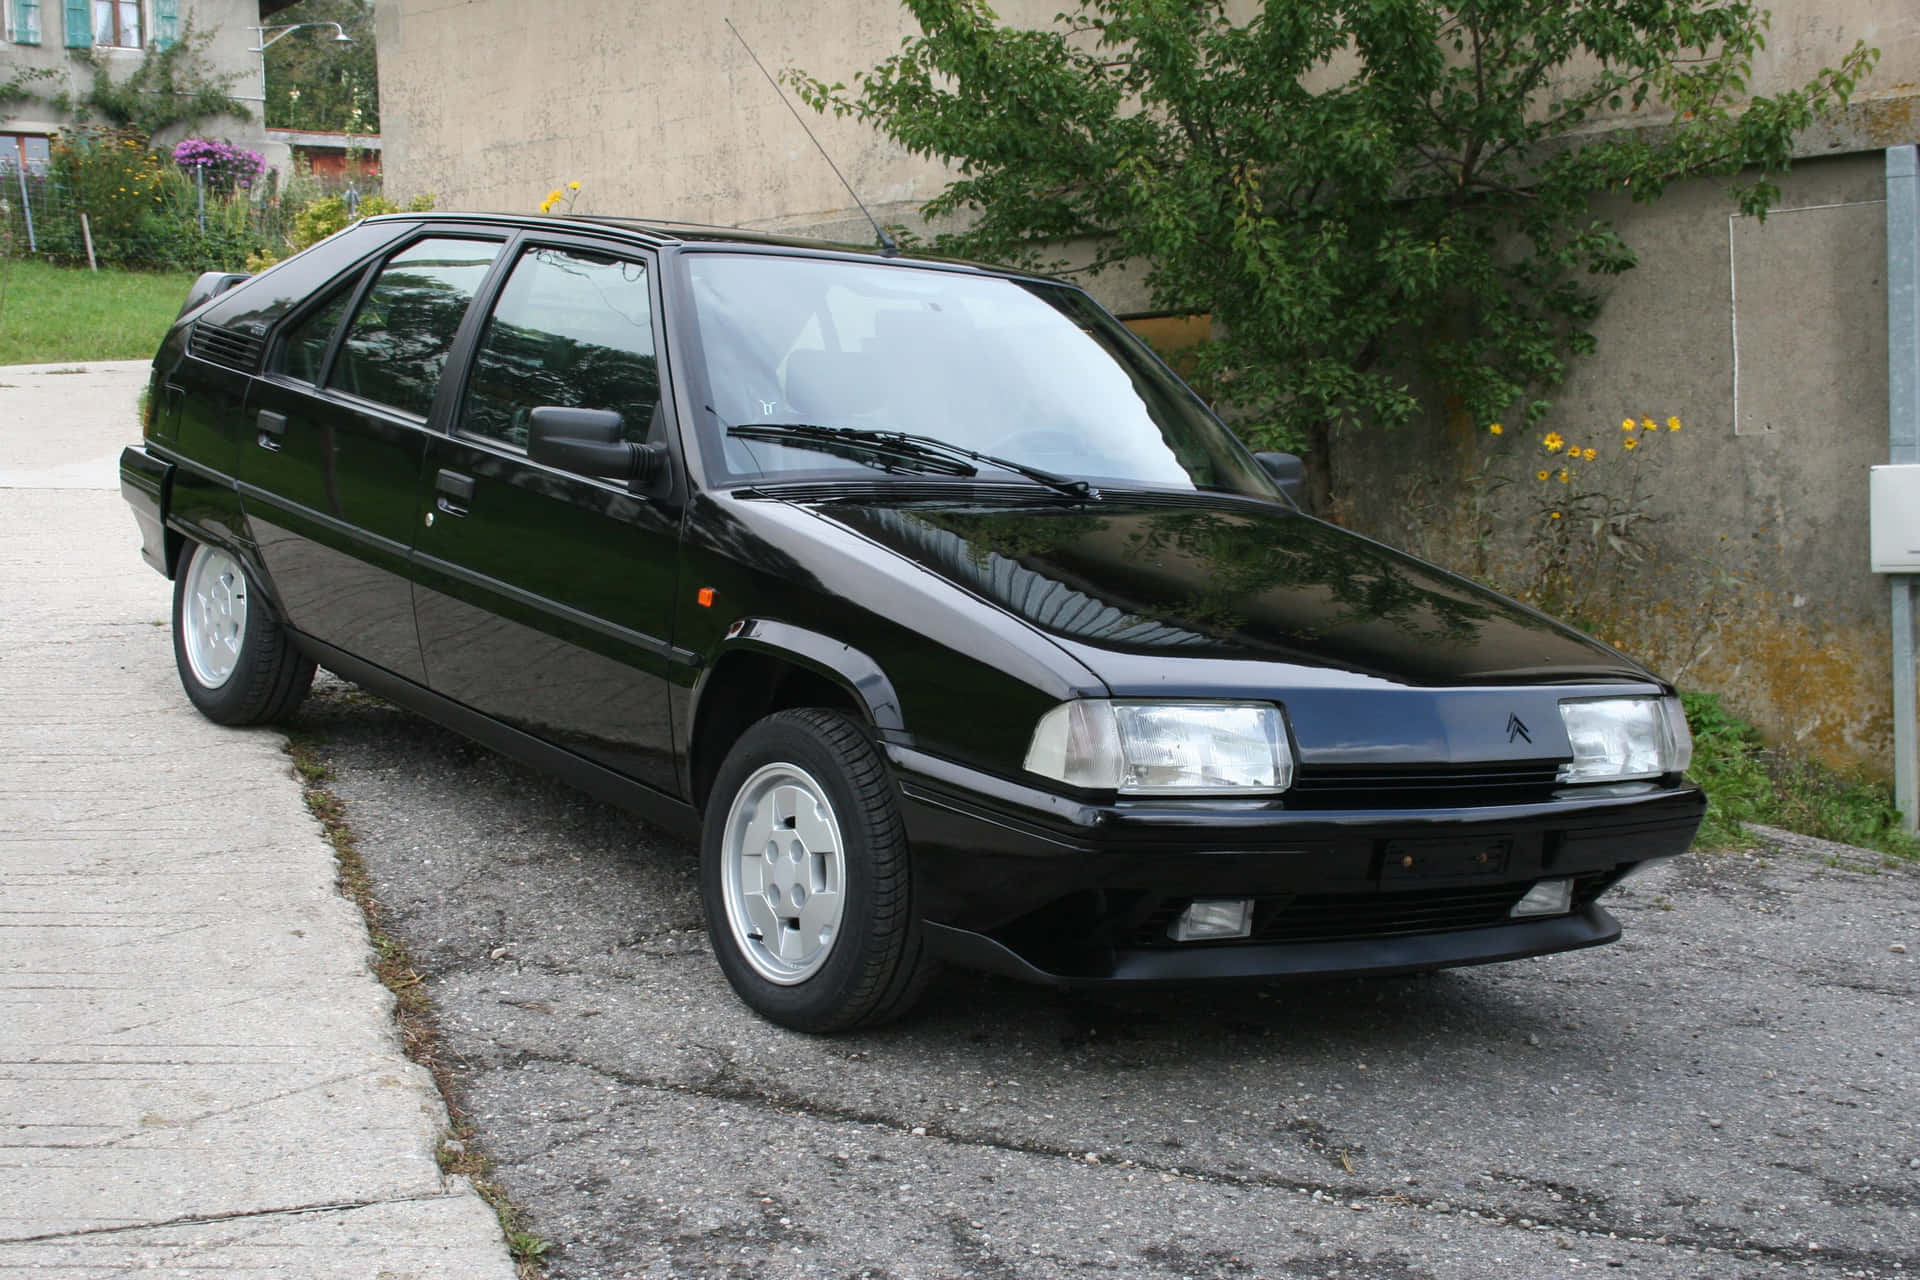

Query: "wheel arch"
left=688, top=621, right=903, bottom=809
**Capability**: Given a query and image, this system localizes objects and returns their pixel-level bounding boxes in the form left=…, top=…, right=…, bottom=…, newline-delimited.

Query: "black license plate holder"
left=1380, top=837, right=1513, bottom=881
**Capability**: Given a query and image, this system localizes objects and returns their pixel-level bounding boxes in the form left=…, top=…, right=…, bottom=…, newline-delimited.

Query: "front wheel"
left=701, top=709, right=934, bottom=1032
left=172, top=539, right=315, bottom=725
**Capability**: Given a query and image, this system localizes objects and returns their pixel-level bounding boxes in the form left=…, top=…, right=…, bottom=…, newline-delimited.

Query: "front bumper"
left=886, top=744, right=1704, bottom=985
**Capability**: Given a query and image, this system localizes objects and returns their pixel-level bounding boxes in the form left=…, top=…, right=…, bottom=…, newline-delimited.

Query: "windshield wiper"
left=726, top=422, right=1099, bottom=500
left=726, top=422, right=977, bottom=479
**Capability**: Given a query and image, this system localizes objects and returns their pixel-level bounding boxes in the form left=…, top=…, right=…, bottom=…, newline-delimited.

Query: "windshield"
left=682, top=253, right=1276, bottom=497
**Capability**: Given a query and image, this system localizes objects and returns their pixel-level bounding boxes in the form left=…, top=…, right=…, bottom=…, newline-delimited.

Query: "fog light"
left=1170, top=898, right=1254, bottom=941
left=1510, top=878, right=1575, bottom=918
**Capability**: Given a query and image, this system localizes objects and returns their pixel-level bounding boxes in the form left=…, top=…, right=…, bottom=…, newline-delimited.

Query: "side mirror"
left=177, top=270, right=250, bottom=319
left=527, top=406, right=667, bottom=489
left=1254, top=451, right=1306, bottom=508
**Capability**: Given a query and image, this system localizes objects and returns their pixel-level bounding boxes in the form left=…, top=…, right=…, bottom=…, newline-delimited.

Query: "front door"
left=241, top=235, right=504, bottom=681
left=412, top=240, right=683, bottom=793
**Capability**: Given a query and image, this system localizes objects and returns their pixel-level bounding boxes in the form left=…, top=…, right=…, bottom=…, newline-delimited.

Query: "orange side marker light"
left=696, top=587, right=717, bottom=608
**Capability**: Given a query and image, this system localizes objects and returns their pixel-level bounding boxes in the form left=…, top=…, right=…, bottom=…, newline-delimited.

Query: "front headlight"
left=1023, top=700, right=1292, bottom=795
left=1557, top=695, right=1691, bottom=783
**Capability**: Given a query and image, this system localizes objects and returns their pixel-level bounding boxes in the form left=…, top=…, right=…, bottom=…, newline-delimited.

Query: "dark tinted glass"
left=331, top=238, right=501, bottom=419
left=277, top=285, right=355, bottom=384
left=198, top=218, right=413, bottom=335
left=461, top=246, right=659, bottom=448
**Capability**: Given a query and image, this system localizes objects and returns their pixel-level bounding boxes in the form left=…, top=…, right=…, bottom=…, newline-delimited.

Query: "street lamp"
left=250, top=22, right=354, bottom=53
left=249, top=23, right=356, bottom=125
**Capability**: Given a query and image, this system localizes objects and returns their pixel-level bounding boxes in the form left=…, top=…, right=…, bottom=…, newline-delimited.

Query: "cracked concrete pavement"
left=296, top=677, right=1920, bottom=1280
left=0, top=361, right=515, bottom=1278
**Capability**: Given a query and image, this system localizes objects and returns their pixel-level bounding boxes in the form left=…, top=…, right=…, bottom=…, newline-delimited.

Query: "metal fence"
left=0, top=165, right=381, bottom=271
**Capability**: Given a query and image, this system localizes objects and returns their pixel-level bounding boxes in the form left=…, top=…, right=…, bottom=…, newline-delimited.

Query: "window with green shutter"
left=10, top=0, right=44, bottom=44
left=61, top=0, right=86, bottom=47
left=153, top=0, right=175, bottom=48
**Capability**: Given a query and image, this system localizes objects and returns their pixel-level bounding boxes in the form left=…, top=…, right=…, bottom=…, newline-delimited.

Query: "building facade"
left=1, top=0, right=298, bottom=172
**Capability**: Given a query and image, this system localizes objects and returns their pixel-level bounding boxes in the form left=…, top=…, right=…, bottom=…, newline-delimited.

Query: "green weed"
left=1683, top=691, right=1918, bottom=861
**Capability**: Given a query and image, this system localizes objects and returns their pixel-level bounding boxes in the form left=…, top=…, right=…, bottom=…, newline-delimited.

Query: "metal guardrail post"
left=1889, top=145, right=1919, bottom=833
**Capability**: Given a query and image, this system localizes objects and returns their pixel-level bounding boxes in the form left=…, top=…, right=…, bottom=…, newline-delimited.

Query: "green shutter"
left=62, top=0, right=88, bottom=47
left=13, top=0, right=44, bottom=44
left=152, top=0, right=175, bottom=48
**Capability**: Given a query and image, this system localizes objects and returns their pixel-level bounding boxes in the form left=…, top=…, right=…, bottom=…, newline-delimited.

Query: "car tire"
left=701, top=708, right=935, bottom=1032
left=171, top=539, right=315, bottom=726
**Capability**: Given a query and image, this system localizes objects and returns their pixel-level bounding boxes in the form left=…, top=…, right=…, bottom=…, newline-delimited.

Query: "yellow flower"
left=1621, top=418, right=1636, bottom=432
left=1543, top=432, right=1565, bottom=453
left=1487, top=422, right=1503, bottom=435
left=1623, top=437, right=1639, bottom=451
left=1549, top=511, right=1562, bottom=520
left=1582, top=447, right=1597, bottom=462
left=1558, top=468, right=1570, bottom=484
left=1641, top=416, right=1656, bottom=432
left=1536, top=469, right=1549, bottom=481
left=1667, top=416, right=1682, bottom=431
left=568, top=180, right=581, bottom=191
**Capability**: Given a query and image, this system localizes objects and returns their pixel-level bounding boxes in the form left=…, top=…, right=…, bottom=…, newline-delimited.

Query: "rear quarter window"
left=196, top=218, right=416, bottom=338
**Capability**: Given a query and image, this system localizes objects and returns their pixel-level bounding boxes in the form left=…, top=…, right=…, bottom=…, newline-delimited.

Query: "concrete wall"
left=378, top=1, right=1049, bottom=234
left=0, top=0, right=270, bottom=155
left=376, top=0, right=1919, bottom=223
left=1338, top=152, right=1896, bottom=772
left=374, top=1, right=1915, bottom=777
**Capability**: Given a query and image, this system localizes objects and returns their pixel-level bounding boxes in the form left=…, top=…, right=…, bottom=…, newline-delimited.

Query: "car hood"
left=809, top=496, right=1648, bottom=681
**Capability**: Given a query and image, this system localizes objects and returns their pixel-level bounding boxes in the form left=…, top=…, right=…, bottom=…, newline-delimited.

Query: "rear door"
left=412, top=237, right=685, bottom=793
left=242, top=233, right=505, bottom=681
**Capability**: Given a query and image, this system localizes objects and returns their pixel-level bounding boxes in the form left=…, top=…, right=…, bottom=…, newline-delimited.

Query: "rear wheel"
left=172, top=539, right=315, bottom=725
left=701, top=709, right=934, bottom=1032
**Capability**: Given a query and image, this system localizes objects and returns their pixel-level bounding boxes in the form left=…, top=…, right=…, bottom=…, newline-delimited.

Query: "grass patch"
left=285, top=733, right=552, bottom=1279
left=1683, top=691, right=1918, bottom=862
left=0, top=259, right=198, bottom=365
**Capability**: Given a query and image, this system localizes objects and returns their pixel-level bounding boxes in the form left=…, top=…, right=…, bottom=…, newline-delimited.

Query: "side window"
left=332, top=238, right=501, bottom=419
left=277, top=284, right=355, bottom=385
left=460, top=245, right=659, bottom=449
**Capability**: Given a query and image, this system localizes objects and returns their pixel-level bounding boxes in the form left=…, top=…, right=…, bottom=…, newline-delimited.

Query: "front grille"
left=1285, top=763, right=1564, bottom=809
left=187, top=323, right=264, bottom=371
left=1127, top=872, right=1616, bottom=948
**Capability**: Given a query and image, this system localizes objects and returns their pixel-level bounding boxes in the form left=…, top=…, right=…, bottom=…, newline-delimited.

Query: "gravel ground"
left=295, top=676, right=1920, bottom=1280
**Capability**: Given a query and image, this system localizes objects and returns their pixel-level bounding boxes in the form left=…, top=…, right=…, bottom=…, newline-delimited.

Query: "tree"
left=796, top=0, right=1875, bottom=509
left=264, top=0, right=380, bottom=134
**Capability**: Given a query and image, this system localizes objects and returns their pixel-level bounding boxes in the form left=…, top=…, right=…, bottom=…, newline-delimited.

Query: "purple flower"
left=171, top=138, right=268, bottom=193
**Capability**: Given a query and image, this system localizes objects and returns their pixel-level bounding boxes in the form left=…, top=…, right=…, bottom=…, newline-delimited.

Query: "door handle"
left=434, top=469, right=474, bottom=517
left=255, top=410, right=286, bottom=451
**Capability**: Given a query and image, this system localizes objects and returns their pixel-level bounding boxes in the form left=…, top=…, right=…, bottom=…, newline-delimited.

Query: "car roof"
left=352, top=212, right=1038, bottom=279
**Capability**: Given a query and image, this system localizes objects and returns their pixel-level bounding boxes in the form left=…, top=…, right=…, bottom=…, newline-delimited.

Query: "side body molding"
left=699, top=618, right=906, bottom=737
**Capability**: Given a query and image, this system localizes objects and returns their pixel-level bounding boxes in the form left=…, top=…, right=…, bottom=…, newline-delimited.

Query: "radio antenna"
left=725, top=18, right=900, bottom=257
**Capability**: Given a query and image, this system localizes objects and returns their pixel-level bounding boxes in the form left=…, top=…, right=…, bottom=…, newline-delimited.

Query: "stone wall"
left=1337, top=152, right=1897, bottom=773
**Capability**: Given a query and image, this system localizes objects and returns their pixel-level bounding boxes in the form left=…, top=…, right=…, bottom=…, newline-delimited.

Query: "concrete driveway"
left=0, top=362, right=513, bottom=1278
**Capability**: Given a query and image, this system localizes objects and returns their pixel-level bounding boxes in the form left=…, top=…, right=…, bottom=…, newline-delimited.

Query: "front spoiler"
left=922, top=902, right=1623, bottom=987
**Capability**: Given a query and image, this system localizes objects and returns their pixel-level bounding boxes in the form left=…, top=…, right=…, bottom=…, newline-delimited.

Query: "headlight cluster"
left=1556, top=696, right=1692, bottom=783
left=1023, top=694, right=1689, bottom=795
left=1024, top=700, right=1292, bottom=795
